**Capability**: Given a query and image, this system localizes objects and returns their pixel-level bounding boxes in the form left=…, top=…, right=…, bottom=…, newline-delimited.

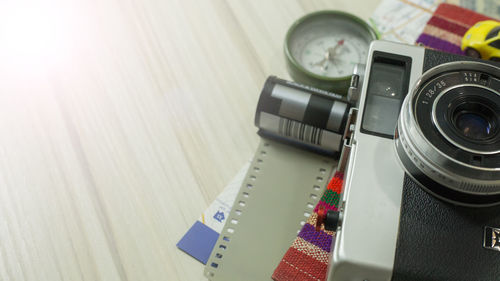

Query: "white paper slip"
left=177, top=162, right=249, bottom=264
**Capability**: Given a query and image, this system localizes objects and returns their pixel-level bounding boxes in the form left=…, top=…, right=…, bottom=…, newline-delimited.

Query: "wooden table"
left=0, top=1, right=379, bottom=280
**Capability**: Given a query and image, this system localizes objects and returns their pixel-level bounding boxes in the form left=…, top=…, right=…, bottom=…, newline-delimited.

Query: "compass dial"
left=300, top=36, right=367, bottom=78
left=285, top=11, right=377, bottom=94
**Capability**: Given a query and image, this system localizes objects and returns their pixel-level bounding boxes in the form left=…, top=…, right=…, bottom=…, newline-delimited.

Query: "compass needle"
left=285, top=11, right=377, bottom=93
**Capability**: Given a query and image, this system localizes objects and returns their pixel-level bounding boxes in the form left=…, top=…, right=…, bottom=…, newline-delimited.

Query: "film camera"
left=254, top=40, right=500, bottom=280
left=325, top=41, right=500, bottom=280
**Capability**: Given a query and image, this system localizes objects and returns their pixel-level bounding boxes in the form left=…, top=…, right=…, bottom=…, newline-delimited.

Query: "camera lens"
left=395, top=61, right=500, bottom=207
left=432, top=86, right=499, bottom=153
left=450, top=98, right=497, bottom=143
left=454, top=112, right=492, bottom=140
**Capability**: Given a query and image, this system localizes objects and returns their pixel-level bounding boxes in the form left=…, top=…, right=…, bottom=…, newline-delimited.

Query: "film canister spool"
left=255, top=76, right=351, bottom=155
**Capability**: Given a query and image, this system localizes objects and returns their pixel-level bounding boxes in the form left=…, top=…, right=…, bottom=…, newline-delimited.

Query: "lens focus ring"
left=396, top=61, right=500, bottom=207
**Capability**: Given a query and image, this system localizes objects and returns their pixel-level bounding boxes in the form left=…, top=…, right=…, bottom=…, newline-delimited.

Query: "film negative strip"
left=255, top=76, right=351, bottom=155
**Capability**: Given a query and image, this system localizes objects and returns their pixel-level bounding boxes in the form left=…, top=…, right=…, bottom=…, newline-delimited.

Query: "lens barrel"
left=395, top=62, right=500, bottom=207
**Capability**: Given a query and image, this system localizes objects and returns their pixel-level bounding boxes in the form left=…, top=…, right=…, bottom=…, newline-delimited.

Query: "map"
left=370, top=0, right=500, bottom=44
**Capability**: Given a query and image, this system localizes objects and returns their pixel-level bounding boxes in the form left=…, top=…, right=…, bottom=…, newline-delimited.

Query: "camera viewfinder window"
left=362, top=55, right=411, bottom=138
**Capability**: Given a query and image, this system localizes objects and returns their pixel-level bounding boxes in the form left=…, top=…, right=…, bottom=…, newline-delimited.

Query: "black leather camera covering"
left=391, top=50, right=500, bottom=281
left=392, top=175, right=500, bottom=281
left=422, top=48, right=477, bottom=70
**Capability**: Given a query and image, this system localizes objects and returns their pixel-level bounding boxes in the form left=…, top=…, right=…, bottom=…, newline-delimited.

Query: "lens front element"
left=432, top=85, right=500, bottom=154
left=454, top=106, right=496, bottom=141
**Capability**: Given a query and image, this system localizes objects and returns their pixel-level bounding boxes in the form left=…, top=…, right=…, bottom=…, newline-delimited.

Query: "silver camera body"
left=328, top=41, right=500, bottom=281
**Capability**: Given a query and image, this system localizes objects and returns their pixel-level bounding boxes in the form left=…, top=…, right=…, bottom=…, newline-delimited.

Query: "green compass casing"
left=285, top=10, right=378, bottom=95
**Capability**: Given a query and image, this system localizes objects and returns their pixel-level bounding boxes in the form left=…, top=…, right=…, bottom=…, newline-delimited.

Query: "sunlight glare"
left=0, top=1, right=75, bottom=73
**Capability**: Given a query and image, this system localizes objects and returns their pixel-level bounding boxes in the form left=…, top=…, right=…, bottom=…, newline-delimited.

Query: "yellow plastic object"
left=461, top=20, right=500, bottom=61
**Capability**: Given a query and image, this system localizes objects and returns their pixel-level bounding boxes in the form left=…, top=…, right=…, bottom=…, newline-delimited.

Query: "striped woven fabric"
left=416, top=3, right=493, bottom=55
left=272, top=172, right=343, bottom=281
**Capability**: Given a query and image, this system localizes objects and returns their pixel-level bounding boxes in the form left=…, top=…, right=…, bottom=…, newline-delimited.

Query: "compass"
left=285, top=10, right=378, bottom=95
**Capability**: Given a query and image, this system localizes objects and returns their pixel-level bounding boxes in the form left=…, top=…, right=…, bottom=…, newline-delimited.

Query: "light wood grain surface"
left=0, top=1, right=379, bottom=280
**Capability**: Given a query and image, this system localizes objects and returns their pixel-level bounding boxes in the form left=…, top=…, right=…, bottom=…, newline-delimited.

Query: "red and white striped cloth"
left=416, top=3, right=493, bottom=55
left=272, top=172, right=343, bottom=281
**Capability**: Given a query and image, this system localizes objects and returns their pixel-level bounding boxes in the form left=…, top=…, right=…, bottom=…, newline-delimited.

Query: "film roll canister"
left=255, top=76, right=351, bottom=155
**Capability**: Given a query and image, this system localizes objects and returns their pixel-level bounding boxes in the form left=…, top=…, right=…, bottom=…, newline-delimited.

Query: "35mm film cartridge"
left=255, top=76, right=351, bottom=155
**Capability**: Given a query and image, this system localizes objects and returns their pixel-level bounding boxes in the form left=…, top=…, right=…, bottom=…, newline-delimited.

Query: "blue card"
left=176, top=163, right=249, bottom=264
left=177, top=221, right=220, bottom=264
